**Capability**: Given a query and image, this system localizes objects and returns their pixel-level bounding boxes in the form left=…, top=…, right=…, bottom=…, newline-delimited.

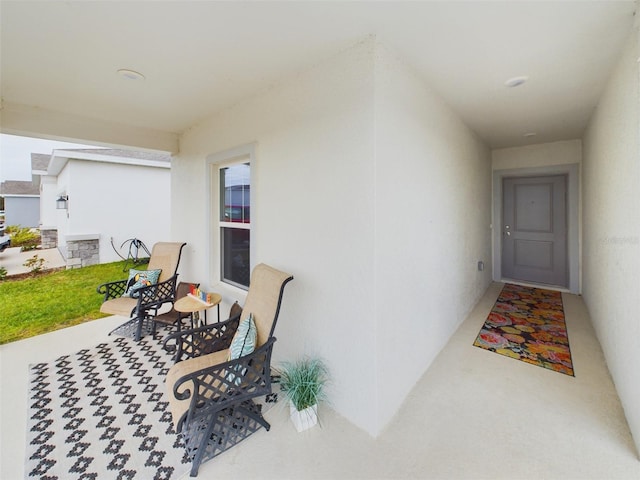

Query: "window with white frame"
left=218, top=161, right=251, bottom=288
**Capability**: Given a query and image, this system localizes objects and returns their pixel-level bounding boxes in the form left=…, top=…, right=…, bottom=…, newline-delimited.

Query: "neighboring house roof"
left=0, top=180, right=40, bottom=197
left=31, top=153, right=51, bottom=173
left=47, top=148, right=172, bottom=176
left=60, top=148, right=171, bottom=163
left=31, top=153, right=51, bottom=184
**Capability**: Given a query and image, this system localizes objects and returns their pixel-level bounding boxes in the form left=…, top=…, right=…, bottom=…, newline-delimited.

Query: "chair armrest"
left=171, top=337, right=275, bottom=431
left=135, top=275, right=178, bottom=311
left=96, top=279, right=127, bottom=301
left=163, top=314, right=240, bottom=362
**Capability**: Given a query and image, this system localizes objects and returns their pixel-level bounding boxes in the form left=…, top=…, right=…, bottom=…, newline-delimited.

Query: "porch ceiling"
left=0, top=1, right=636, bottom=150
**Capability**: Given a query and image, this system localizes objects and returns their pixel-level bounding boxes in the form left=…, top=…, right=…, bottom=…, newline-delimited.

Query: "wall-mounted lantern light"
left=56, top=195, right=68, bottom=210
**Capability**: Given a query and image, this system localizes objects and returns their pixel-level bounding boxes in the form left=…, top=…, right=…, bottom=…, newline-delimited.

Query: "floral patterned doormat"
left=473, top=283, right=574, bottom=376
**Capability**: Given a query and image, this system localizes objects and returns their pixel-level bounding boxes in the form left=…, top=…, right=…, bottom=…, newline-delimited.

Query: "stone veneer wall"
left=40, top=228, right=58, bottom=249
left=66, top=238, right=99, bottom=269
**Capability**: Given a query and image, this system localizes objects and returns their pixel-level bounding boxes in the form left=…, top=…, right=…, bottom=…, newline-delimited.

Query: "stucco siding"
left=582, top=29, right=640, bottom=456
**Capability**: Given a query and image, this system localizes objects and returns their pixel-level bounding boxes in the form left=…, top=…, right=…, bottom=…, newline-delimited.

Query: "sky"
left=0, top=134, right=97, bottom=182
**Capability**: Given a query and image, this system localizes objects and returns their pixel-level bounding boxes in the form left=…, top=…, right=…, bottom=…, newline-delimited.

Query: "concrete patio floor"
left=1, top=283, right=639, bottom=479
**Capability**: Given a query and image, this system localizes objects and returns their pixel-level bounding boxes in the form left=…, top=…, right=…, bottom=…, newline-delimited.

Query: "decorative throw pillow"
left=227, top=314, right=257, bottom=386
left=123, top=268, right=162, bottom=298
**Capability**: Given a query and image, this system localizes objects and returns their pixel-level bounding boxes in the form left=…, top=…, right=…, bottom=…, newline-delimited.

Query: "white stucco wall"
left=174, top=38, right=493, bottom=437
left=61, top=159, right=170, bottom=263
left=55, top=164, right=71, bottom=251
left=492, top=139, right=581, bottom=170
left=373, top=45, right=492, bottom=431
left=582, top=29, right=640, bottom=456
left=176, top=39, right=379, bottom=434
left=38, top=175, right=58, bottom=229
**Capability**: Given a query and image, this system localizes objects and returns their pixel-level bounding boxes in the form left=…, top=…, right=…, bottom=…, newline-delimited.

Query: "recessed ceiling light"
left=117, top=69, right=145, bottom=81
left=504, top=76, right=528, bottom=88
left=523, top=132, right=537, bottom=138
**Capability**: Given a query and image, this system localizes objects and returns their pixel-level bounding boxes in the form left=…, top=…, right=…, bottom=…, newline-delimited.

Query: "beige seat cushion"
left=166, top=349, right=230, bottom=428
left=100, top=296, right=137, bottom=317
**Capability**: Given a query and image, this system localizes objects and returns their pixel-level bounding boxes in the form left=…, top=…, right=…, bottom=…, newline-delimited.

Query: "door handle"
left=505, top=231, right=511, bottom=236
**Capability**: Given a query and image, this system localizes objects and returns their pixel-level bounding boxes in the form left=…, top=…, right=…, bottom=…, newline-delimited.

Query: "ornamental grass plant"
left=278, top=357, right=329, bottom=412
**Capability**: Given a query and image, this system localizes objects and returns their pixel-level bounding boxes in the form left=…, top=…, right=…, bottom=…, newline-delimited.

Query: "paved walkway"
left=0, top=246, right=66, bottom=276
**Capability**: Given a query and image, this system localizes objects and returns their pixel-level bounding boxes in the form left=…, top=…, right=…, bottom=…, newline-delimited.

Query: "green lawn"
left=0, top=260, right=143, bottom=344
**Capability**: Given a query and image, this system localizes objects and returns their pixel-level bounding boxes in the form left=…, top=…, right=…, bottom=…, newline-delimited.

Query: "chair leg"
left=134, top=316, right=144, bottom=341
left=189, top=416, right=217, bottom=477
left=236, top=404, right=271, bottom=431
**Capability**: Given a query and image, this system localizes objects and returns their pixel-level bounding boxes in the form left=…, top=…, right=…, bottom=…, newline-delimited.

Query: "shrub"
left=23, top=255, right=45, bottom=274
left=7, top=226, right=41, bottom=251
left=20, top=238, right=40, bottom=251
left=0, top=267, right=7, bottom=281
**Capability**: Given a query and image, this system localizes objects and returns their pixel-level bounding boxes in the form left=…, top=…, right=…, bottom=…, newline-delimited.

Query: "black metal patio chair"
left=163, top=263, right=293, bottom=477
left=97, top=241, right=186, bottom=341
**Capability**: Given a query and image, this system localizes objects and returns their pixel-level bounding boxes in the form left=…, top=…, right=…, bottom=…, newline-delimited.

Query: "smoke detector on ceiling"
left=117, top=69, right=145, bottom=81
left=504, top=76, right=528, bottom=88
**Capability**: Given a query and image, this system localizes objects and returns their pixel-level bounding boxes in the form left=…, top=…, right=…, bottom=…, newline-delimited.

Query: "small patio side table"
left=174, top=293, right=222, bottom=328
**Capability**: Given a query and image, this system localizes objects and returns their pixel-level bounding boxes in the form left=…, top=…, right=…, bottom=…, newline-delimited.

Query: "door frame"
left=492, top=163, right=580, bottom=294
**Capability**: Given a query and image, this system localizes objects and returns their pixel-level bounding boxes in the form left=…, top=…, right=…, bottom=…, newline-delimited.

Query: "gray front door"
left=502, top=175, right=568, bottom=287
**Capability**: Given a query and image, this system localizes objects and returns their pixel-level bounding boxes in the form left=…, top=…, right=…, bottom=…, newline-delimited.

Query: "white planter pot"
left=289, top=402, right=318, bottom=432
